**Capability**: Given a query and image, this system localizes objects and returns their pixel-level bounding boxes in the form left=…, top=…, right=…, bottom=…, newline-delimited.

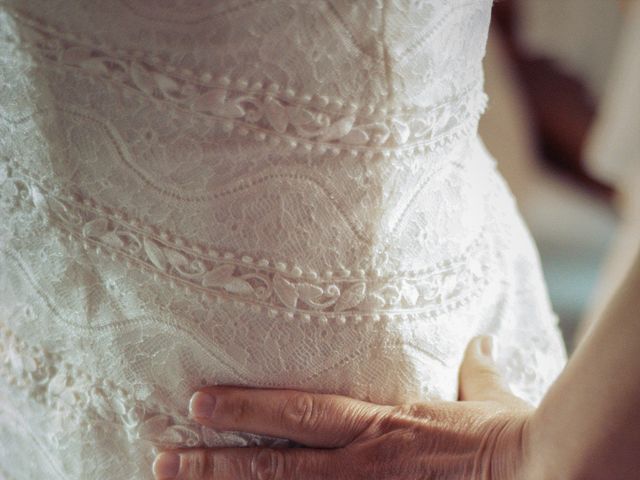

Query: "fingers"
left=188, top=385, right=391, bottom=448
left=458, top=335, right=523, bottom=405
left=152, top=446, right=340, bottom=480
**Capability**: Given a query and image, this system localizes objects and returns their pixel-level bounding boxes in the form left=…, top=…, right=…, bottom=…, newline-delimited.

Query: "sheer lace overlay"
left=0, top=1, right=567, bottom=478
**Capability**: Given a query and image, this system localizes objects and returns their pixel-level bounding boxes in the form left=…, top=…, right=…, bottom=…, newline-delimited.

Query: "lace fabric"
left=0, top=1, right=567, bottom=478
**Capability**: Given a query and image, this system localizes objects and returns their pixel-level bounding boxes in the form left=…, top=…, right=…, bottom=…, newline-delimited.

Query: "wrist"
left=479, top=410, right=535, bottom=480
left=521, top=405, right=582, bottom=480
left=518, top=411, right=549, bottom=480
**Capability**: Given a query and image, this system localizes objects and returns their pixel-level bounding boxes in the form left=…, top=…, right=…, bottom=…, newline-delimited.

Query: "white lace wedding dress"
left=0, top=1, right=567, bottom=478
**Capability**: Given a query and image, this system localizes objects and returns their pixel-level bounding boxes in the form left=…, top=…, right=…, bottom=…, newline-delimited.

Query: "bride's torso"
left=0, top=1, right=566, bottom=478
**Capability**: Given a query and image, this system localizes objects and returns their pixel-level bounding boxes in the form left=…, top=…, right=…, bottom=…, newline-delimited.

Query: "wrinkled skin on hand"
left=152, top=336, right=536, bottom=480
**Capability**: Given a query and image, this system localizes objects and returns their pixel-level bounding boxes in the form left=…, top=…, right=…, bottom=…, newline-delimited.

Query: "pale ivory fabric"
left=0, top=1, right=567, bottom=478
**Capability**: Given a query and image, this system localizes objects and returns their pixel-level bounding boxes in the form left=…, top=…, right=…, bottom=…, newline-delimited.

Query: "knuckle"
left=250, top=448, right=286, bottom=480
left=358, top=407, right=398, bottom=439
left=475, top=363, right=500, bottom=380
left=385, top=403, right=430, bottom=425
left=183, top=449, right=210, bottom=477
left=359, top=404, right=427, bottom=441
left=281, top=392, right=319, bottom=431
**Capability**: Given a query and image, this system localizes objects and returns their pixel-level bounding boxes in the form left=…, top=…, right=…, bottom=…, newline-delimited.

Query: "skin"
left=148, top=2, right=640, bottom=477
left=151, top=335, right=536, bottom=480
left=526, top=246, right=640, bottom=479
left=153, top=246, right=640, bottom=479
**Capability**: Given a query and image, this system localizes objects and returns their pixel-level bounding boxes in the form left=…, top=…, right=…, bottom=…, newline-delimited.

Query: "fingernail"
left=189, top=391, right=217, bottom=419
left=152, top=452, right=180, bottom=480
left=479, top=335, right=496, bottom=361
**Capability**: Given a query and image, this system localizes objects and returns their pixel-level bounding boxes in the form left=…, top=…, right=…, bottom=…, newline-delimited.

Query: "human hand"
left=152, top=336, right=535, bottom=479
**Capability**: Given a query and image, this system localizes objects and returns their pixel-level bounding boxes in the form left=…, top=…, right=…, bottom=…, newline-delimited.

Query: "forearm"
left=526, top=247, right=640, bottom=479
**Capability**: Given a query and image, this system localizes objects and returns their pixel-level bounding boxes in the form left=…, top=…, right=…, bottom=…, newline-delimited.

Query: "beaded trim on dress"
left=0, top=1, right=567, bottom=478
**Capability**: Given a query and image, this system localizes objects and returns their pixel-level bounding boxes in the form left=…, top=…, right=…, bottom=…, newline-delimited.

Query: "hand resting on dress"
left=152, top=336, right=535, bottom=479
left=153, top=249, right=640, bottom=479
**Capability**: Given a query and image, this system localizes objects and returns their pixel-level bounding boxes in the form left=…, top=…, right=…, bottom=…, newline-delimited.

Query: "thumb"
left=458, top=335, right=518, bottom=404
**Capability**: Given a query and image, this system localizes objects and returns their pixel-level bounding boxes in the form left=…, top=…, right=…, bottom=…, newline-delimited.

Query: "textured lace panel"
left=0, top=27, right=494, bottom=279
left=2, top=0, right=492, bottom=109
left=0, top=316, right=296, bottom=450
left=0, top=140, right=565, bottom=407
left=0, top=156, right=495, bottom=324
left=1, top=148, right=510, bottom=414
left=0, top=316, right=303, bottom=480
left=2, top=5, right=488, bottom=155
left=0, top=166, right=501, bottom=401
left=0, top=1, right=569, bottom=478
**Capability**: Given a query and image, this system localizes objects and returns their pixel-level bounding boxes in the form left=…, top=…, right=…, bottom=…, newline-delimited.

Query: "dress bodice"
left=0, top=2, right=566, bottom=479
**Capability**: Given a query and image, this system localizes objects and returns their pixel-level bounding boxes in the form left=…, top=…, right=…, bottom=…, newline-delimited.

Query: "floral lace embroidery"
left=1, top=156, right=495, bottom=325
left=0, top=315, right=294, bottom=451
left=3, top=6, right=488, bottom=156
left=0, top=1, right=569, bottom=478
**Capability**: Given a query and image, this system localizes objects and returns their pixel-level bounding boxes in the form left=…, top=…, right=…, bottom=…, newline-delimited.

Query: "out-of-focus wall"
left=578, top=0, right=640, bottom=342
left=482, top=0, right=640, bottom=351
left=515, top=0, right=623, bottom=101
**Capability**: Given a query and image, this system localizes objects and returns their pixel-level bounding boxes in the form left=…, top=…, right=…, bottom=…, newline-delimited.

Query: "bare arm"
left=151, top=247, right=640, bottom=480
left=527, top=246, right=640, bottom=479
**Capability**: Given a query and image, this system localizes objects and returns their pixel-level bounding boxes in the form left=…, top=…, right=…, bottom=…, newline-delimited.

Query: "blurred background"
left=479, top=0, right=640, bottom=353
